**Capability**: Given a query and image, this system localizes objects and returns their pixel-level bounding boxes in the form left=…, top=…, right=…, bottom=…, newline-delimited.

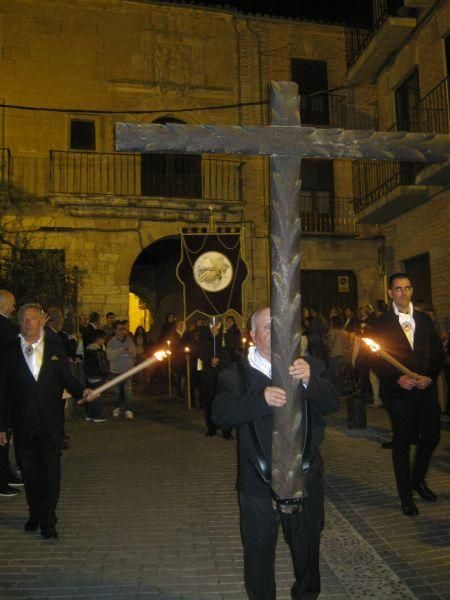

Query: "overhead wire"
left=0, top=100, right=268, bottom=115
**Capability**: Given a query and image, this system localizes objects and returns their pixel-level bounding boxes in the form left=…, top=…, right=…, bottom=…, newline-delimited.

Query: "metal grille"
left=353, top=160, right=419, bottom=212
left=345, top=0, right=405, bottom=69
left=50, top=151, right=245, bottom=203
left=299, top=191, right=359, bottom=234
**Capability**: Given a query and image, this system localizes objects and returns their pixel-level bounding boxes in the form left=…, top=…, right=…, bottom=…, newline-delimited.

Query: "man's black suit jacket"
left=371, top=309, right=443, bottom=401
left=212, top=356, right=339, bottom=498
left=0, top=333, right=84, bottom=438
left=0, top=314, right=18, bottom=352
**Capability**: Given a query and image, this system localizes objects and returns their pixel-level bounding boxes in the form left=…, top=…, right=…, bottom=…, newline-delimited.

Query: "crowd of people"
left=0, top=275, right=449, bottom=598
left=301, top=300, right=450, bottom=421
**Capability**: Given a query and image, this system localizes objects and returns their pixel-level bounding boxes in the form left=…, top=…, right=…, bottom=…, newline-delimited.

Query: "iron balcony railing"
left=382, top=78, right=449, bottom=136
left=50, top=151, right=245, bottom=203
left=345, top=0, right=406, bottom=69
left=0, top=148, right=11, bottom=192
left=301, top=93, right=347, bottom=128
left=299, top=191, right=359, bottom=234
left=352, top=160, right=419, bottom=212
left=411, top=77, right=450, bottom=134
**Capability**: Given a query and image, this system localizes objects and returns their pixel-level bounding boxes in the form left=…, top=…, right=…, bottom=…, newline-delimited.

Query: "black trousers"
left=239, top=471, right=324, bottom=600
left=388, top=391, right=441, bottom=503
left=0, top=433, right=11, bottom=486
left=200, top=367, right=231, bottom=436
left=15, top=432, right=61, bottom=528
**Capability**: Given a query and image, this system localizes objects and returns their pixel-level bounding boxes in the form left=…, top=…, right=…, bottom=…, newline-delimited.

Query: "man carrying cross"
left=212, top=307, right=339, bottom=599
left=116, top=78, right=450, bottom=595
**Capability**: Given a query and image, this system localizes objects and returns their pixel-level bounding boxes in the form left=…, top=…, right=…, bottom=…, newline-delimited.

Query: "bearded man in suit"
left=371, top=273, right=443, bottom=517
left=0, top=303, right=92, bottom=539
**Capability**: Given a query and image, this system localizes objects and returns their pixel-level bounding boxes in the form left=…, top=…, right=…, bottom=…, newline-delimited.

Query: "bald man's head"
left=0, top=290, right=16, bottom=318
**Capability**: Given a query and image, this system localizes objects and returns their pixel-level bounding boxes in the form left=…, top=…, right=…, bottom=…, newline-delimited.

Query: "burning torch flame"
left=362, top=338, right=380, bottom=352
left=154, top=350, right=168, bottom=361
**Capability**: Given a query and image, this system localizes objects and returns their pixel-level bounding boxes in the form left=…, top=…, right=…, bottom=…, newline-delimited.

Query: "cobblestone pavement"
left=0, top=387, right=449, bottom=600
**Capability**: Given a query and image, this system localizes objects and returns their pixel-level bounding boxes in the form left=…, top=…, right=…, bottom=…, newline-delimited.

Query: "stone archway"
left=129, top=235, right=183, bottom=340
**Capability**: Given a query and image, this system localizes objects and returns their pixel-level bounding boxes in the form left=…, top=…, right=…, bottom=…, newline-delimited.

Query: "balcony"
left=50, top=151, right=245, bottom=213
left=0, top=148, right=11, bottom=193
left=299, top=191, right=378, bottom=236
left=352, top=160, right=432, bottom=223
left=411, top=78, right=450, bottom=185
left=300, top=93, right=348, bottom=128
left=346, top=0, right=417, bottom=83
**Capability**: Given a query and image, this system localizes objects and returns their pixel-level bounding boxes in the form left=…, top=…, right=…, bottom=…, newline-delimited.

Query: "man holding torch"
left=0, top=303, right=95, bottom=539
left=370, top=273, right=443, bottom=516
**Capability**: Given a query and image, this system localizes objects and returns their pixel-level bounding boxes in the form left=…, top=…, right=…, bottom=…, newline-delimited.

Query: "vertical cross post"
left=269, top=82, right=305, bottom=511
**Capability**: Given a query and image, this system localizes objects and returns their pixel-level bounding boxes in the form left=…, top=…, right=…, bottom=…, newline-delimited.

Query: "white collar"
left=248, top=345, right=271, bottom=379
left=19, top=333, right=44, bottom=348
left=393, top=302, right=414, bottom=319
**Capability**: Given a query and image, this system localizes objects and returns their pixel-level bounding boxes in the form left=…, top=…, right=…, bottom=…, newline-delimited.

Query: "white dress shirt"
left=20, top=333, right=44, bottom=380
left=393, top=302, right=415, bottom=350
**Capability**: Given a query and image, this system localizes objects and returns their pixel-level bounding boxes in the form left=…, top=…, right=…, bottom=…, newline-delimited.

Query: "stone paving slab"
left=0, top=390, right=449, bottom=599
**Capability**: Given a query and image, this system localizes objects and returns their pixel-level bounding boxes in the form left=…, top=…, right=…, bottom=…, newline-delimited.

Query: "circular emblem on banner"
left=193, top=251, right=233, bottom=292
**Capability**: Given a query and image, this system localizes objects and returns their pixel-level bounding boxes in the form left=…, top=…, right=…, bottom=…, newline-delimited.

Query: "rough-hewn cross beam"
left=116, top=81, right=450, bottom=513
left=116, top=123, right=450, bottom=162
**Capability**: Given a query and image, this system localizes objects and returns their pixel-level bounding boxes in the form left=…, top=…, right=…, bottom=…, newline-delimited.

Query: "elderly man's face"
left=1, top=292, right=16, bottom=318
left=20, top=308, right=44, bottom=342
left=250, top=308, right=271, bottom=360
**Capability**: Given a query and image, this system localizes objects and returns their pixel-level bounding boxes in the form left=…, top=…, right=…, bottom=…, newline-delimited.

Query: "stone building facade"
left=350, top=0, right=450, bottom=322
left=0, top=0, right=447, bottom=330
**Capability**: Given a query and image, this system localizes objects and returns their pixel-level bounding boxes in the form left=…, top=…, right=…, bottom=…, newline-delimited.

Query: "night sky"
left=164, top=0, right=358, bottom=24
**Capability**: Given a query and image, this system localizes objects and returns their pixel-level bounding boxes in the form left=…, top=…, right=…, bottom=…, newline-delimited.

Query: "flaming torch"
left=185, top=346, right=192, bottom=411
left=362, top=338, right=419, bottom=380
left=166, top=340, right=172, bottom=397
left=81, top=350, right=168, bottom=400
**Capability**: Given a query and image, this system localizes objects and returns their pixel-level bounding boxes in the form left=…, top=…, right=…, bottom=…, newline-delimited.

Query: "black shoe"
left=413, top=482, right=437, bottom=502
left=24, top=518, right=39, bottom=532
left=381, top=441, right=393, bottom=449
left=205, top=429, right=216, bottom=437
left=40, top=527, right=58, bottom=539
left=61, top=439, right=70, bottom=450
left=9, top=473, right=24, bottom=487
left=0, top=485, right=20, bottom=497
left=222, top=431, right=233, bottom=440
left=401, top=500, right=419, bottom=516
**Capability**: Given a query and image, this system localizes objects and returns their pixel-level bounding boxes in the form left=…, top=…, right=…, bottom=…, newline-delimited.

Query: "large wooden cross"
left=116, top=81, right=450, bottom=513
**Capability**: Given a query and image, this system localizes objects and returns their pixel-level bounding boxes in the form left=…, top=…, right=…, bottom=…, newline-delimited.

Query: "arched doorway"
left=129, top=236, right=182, bottom=340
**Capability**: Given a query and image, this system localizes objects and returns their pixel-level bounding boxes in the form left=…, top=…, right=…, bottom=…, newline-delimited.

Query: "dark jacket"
left=212, top=356, right=339, bottom=498
left=370, top=309, right=443, bottom=401
left=0, top=314, right=18, bottom=352
left=0, top=333, right=84, bottom=437
left=84, top=343, right=109, bottom=381
left=224, top=324, right=242, bottom=362
left=82, top=323, right=98, bottom=349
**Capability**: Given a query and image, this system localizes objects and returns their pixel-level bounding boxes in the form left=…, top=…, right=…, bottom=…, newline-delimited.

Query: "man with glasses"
left=372, top=273, right=443, bottom=516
